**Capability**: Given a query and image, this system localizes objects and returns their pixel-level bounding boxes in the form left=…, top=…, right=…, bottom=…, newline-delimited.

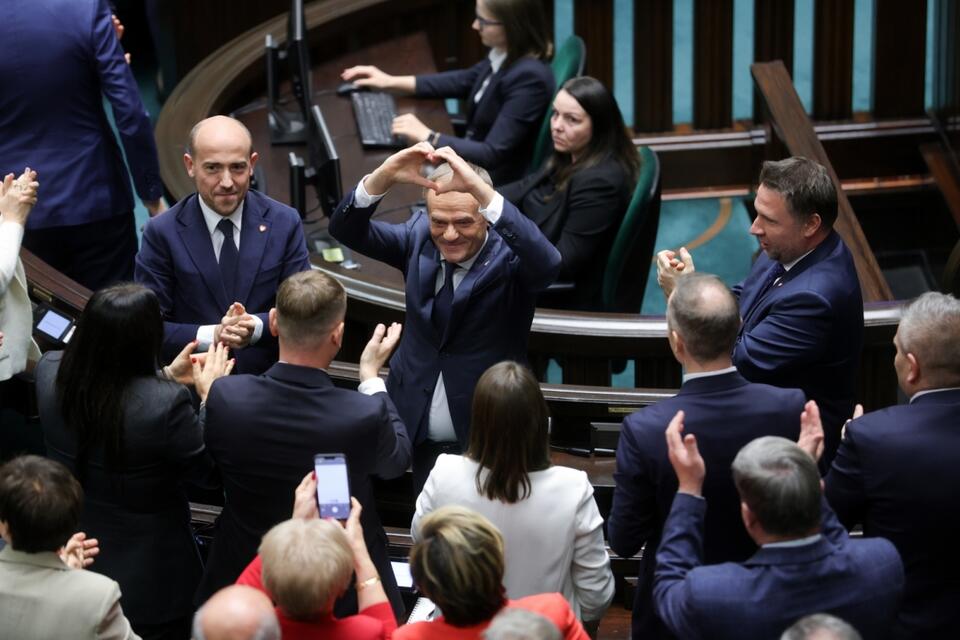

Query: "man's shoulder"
left=144, top=194, right=196, bottom=235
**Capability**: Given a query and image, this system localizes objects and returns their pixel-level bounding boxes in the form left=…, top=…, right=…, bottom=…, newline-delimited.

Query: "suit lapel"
left=467, top=61, right=495, bottom=122
left=739, top=259, right=782, bottom=330
left=418, top=242, right=441, bottom=334
left=177, top=197, right=230, bottom=311
left=234, top=196, right=270, bottom=304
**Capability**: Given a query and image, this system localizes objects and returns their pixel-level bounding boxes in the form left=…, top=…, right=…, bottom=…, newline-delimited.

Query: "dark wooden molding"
left=693, top=0, right=734, bottom=129
left=873, top=0, right=927, bottom=118
left=753, top=0, right=795, bottom=123
left=632, top=0, right=673, bottom=132
left=574, top=0, right=614, bottom=89
left=813, top=0, right=854, bottom=120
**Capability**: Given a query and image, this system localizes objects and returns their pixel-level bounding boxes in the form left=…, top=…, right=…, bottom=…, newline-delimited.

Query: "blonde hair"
left=275, top=271, right=346, bottom=346
left=259, top=519, right=354, bottom=619
left=410, top=506, right=506, bottom=626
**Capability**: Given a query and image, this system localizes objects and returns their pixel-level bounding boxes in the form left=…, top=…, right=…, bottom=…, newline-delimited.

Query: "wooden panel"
left=752, top=60, right=893, bottom=301
left=693, top=0, right=734, bottom=129
left=873, top=0, right=927, bottom=118
left=574, top=0, right=614, bottom=89
left=753, top=0, right=795, bottom=123
left=813, top=0, right=854, bottom=120
left=633, top=0, right=673, bottom=132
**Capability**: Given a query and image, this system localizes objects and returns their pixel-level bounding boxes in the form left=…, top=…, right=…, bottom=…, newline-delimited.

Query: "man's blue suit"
left=328, top=191, right=560, bottom=448
left=416, top=58, right=554, bottom=184
left=732, top=229, right=863, bottom=465
left=135, top=191, right=310, bottom=374
left=0, top=0, right=163, bottom=288
left=607, top=371, right=805, bottom=639
left=825, top=388, right=960, bottom=638
left=654, top=494, right=904, bottom=640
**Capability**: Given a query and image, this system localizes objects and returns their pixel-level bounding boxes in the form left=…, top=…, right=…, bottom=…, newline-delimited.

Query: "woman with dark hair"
left=341, top=0, right=554, bottom=184
left=35, top=282, right=233, bottom=640
left=500, top=76, right=640, bottom=310
left=411, top=362, right=613, bottom=630
left=395, top=506, right=589, bottom=640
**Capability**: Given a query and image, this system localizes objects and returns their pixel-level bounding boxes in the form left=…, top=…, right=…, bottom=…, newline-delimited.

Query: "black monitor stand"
left=266, top=35, right=308, bottom=145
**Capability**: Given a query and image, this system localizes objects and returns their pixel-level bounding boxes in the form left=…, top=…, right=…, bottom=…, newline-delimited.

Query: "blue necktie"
left=217, top=218, right=238, bottom=301
left=432, top=262, right=458, bottom=335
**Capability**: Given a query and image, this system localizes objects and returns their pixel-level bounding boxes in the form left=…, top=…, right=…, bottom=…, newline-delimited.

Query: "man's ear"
left=740, top=501, right=758, bottom=534
left=268, top=308, right=279, bottom=337
left=331, top=321, right=345, bottom=349
left=183, top=153, right=195, bottom=178
left=802, top=212, right=823, bottom=238
left=248, top=151, right=259, bottom=173
left=905, top=351, right=921, bottom=385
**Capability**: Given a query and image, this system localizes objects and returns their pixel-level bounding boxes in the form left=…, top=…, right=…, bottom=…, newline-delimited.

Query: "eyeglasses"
left=474, top=14, right=503, bottom=28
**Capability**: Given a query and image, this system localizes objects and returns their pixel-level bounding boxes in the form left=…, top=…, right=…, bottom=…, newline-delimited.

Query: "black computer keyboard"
left=351, top=91, right=402, bottom=148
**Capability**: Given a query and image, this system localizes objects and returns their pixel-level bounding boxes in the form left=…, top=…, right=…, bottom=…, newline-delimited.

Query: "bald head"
left=184, top=116, right=259, bottom=216
left=187, top=116, right=254, bottom=157
left=192, top=585, right=280, bottom=640
left=667, top=273, right=741, bottom=364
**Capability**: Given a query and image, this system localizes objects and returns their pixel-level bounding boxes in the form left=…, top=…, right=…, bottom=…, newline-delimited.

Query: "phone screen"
left=314, top=453, right=350, bottom=519
left=36, top=310, right=71, bottom=340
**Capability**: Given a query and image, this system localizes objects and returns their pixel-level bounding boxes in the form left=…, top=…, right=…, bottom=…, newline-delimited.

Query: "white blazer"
left=412, top=454, right=615, bottom=621
left=0, top=220, right=40, bottom=381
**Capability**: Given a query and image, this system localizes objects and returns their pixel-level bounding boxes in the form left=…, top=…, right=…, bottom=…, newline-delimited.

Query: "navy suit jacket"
left=197, top=363, right=411, bottom=616
left=607, top=371, right=805, bottom=639
left=825, top=388, right=960, bottom=638
left=135, top=190, right=310, bottom=374
left=654, top=494, right=904, bottom=640
left=329, top=191, right=560, bottom=447
left=732, top=230, right=863, bottom=465
left=0, top=0, right=162, bottom=228
left=416, top=57, right=554, bottom=184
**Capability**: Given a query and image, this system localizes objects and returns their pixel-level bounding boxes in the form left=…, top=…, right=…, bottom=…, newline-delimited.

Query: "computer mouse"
left=336, top=82, right=361, bottom=96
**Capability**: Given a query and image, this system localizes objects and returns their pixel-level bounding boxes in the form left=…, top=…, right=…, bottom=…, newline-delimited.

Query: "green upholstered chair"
left=601, top=145, right=662, bottom=312
left=527, top=35, right=586, bottom=174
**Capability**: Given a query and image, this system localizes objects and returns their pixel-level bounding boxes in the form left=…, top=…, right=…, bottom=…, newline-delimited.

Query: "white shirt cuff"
left=358, top=377, right=387, bottom=395
left=250, top=315, right=263, bottom=344
left=479, top=192, right=503, bottom=225
left=196, top=324, right=216, bottom=350
left=354, top=176, right=387, bottom=208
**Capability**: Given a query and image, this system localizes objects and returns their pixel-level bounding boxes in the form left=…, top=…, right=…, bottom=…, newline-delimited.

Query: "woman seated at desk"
left=342, top=0, right=553, bottom=185
left=500, top=76, right=639, bottom=310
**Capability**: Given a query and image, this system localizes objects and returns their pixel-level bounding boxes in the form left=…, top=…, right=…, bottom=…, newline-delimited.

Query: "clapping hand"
left=0, top=168, right=39, bottom=226
left=191, top=341, right=235, bottom=403
left=798, top=400, right=825, bottom=462
left=358, top=322, right=402, bottom=382
left=841, top=404, right=863, bottom=441
left=665, top=410, right=706, bottom=496
left=215, top=302, right=257, bottom=349
left=59, top=532, right=100, bottom=569
left=656, top=247, right=695, bottom=299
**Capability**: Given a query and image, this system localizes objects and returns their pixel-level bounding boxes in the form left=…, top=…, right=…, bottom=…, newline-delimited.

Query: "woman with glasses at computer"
left=341, top=0, right=553, bottom=185
left=34, top=283, right=233, bottom=640
left=499, top=76, right=640, bottom=311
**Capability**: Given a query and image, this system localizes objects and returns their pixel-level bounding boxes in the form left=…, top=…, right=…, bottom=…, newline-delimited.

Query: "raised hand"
left=798, top=400, right=825, bottom=462
left=363, top=142, right=440, bottom=196
left=0, top=168, right=39, bottom=226
left=656, top=247, right=695, bottom=298
left=59, top=532, right=100, bottom=569
left=665, top=410, right=706, bottom=496
left=841, top=403, right=864, bottom=441
left=359, top=322, right=402, bottom=382
left=191, top=341, right=235, bottom=403
left=166, top=340, right=202, bottom=385
left=429, top=146, right=496, bottom=208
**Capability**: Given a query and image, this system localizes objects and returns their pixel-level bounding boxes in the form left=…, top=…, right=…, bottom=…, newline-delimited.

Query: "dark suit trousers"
left=24, top=211, right=137, bottom=291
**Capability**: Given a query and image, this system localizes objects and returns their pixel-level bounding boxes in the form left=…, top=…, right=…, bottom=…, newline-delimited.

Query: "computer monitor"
left=266, top=0, right=311, bottom=145
left=306, top=104, right=342, bottom=218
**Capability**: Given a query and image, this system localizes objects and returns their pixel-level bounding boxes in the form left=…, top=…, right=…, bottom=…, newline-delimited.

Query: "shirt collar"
left=910, top=387, right=960, bottom=403
left=682, top=366, right=738, bottom=384
left=781, top=247, right=815, bottom=272
left=762, top=533, right=822, bottom=549
left=199, top=196, right=244, bottom=237
left=488, top=48, right=508, bottom=73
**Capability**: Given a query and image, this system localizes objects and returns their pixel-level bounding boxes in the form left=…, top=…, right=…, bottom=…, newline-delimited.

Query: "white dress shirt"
left=413, top=454, right=615, bottom=621
left=353, top=178, right=503, bottom=442
left=194, top=197, right=263, bottom=348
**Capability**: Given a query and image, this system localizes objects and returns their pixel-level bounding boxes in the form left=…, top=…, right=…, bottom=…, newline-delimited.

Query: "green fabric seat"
left=527, top=35, right=586, bottom=174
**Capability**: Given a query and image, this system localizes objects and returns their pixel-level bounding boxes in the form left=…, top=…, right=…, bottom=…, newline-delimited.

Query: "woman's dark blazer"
left=35, top=351, right=218, bottom=626
left=416, top=56, right=554, bottom=185
left=501, top=158, right=632, bottom=309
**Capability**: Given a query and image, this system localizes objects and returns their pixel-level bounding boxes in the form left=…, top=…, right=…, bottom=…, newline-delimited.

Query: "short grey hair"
left=781, top=613, right=863, bottom=640
left=666, top=273, right=741, bottom=362
left=897, top=291, right=960, bottom=386
left=759, top=157, right=838, bottom=228
left=191, top=593, right=280, bottom=640
left=482, top=608, right=563, bottom=640
left=731, top=436, right=821, bottom=538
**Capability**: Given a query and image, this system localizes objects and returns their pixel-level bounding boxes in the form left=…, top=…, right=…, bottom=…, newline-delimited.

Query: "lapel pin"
left=259, top=224, right=267, bottom=232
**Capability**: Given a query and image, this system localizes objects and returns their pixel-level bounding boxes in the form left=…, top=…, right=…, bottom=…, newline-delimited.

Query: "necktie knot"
left=217, top=218, right=234, bottom=239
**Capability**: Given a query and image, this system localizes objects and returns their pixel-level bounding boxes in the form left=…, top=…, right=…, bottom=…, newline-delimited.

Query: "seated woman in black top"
left=341, top=0, right=554, bottom=184
left=500, top=76, right=640, bottom=310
